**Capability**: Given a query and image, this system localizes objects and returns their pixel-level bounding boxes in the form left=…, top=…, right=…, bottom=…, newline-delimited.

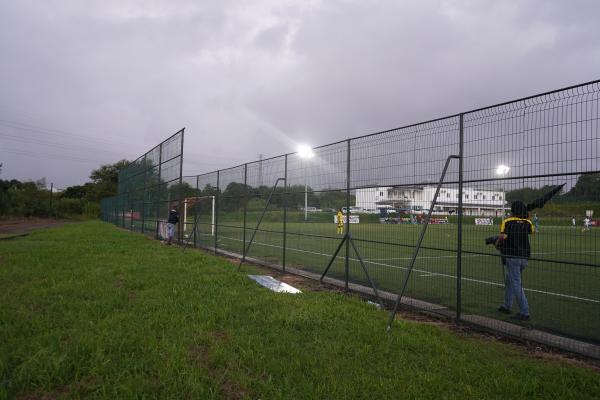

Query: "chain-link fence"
left=102, top=81, right=600, bottom=357
left=101, top=129, right=184, bottom=238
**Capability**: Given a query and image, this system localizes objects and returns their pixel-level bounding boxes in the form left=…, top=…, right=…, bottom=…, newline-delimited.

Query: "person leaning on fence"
left=336, top=209, right=344, bottom=235
left=166, top=208, right=180, bottom=245
left=496, top=200, right=533, bottom=321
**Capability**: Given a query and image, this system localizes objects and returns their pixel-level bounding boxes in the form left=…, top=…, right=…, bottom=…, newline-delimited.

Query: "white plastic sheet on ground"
left=247, top=275, right=302, bottom=294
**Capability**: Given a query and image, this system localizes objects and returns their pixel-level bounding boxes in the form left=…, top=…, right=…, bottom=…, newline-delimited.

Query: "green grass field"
left=185, top=215, right=600, bottom=344
left=1, top=221, right=599, bottom=399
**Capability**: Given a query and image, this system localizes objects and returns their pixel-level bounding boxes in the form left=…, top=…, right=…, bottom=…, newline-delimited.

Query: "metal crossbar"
left=320, top=231, right=385, bottom=308
left=238, top=177, right=286, bottom=270
left=387, top=155, right=460, bottom=330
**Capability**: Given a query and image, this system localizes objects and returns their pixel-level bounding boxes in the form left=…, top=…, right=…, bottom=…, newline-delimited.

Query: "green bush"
left=83, top=202, right=100, bottom=218
left=55, top=198, right=84, bottom=216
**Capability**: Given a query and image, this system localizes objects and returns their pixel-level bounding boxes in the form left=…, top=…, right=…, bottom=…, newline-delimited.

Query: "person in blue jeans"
left=496, top=200, right=534, bottom=321
left=166, top=208, right=180, bottom=245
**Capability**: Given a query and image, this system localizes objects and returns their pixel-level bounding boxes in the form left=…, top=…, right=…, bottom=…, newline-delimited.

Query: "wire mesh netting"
left=100, top=81, right=600, bottom=355
left=101, top=129, right=184, bottom=239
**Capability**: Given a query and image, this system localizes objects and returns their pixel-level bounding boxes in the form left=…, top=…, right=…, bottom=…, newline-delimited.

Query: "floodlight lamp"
left=496, top=165, right=510, bottom=176
left=297, top=145, right=315, bottom=159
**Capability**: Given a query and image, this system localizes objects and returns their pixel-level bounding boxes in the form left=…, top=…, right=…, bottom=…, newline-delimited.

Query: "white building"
left=355, top=186, right=506, bottom=216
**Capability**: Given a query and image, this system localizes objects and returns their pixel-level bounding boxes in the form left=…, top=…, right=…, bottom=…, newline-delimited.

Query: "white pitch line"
left=368, top=249, right=600, bottom=261
left=216, top=235, right=600, bottom=304
left=368, top=253, right=494, bottom=261
left=531, top=249, right=600, bottom=255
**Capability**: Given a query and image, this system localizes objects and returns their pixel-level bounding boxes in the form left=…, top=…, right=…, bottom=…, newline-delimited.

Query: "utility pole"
left=258, top=154, right=263, bottom=187
left=49, top=182, right=53, bottom=217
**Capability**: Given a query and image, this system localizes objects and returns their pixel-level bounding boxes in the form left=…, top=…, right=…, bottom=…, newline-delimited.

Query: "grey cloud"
left=1, top=0, right=599, bottom=188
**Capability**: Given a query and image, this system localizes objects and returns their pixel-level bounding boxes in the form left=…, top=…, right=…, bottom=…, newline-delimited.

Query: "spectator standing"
left=496, top=201, right=533, bottom=321
left=166, top=208, right=180, bottom=245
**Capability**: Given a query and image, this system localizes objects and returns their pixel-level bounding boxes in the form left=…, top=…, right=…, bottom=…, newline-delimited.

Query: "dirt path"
left=0, top=218, right=71, bottom=236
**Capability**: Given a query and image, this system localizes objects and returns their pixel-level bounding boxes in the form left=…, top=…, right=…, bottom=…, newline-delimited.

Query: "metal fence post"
left=141, top=154, right=146, bottom=234
left=283, top=154, right=288, bottom=272
left=155, top=143, right=163, bottom=239
left=194, top=175, right=199, bottom=247
left=49, top=182, right=53, bottom=217
left=243, top=164, right=248, bottom=258
left=456, top=113, right=464, bottom=321
left=178, top=129, right=185, bottom=244
left=128, top=188, right=133, bottom=231
left=214, top=170, right=220, bottom=254
left=345, top=139, right=351, bottom=292
left=122, top=193, right=126, bottom=228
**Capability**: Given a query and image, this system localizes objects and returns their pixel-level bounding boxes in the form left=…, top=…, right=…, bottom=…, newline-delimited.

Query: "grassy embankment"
left=1, top=221, right=599, bottom=399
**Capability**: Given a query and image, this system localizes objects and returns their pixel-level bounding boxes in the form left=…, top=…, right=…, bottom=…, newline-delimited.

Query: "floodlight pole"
left=387, top=154, right=460, bottom=331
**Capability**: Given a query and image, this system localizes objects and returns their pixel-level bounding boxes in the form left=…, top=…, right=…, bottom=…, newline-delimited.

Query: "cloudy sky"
left=1, top=0, right=599, bottom=188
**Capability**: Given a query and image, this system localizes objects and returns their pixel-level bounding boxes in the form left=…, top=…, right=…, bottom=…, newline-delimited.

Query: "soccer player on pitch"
left=336, top=209, right=344, bottom=235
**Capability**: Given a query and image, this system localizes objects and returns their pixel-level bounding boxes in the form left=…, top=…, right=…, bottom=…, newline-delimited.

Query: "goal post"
left=183, top=196, right=215, bottom=238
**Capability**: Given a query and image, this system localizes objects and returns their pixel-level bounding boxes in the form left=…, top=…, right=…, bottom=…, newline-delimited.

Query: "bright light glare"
left=297, top=145, right=315, bottom=159
left=496, top=165, right=510, bottom=175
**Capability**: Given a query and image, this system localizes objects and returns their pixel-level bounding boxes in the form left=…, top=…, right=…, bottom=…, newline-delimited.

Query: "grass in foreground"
left=0, top=221, right=599, bottom=399
left=200, top=220, right=600, bottom=342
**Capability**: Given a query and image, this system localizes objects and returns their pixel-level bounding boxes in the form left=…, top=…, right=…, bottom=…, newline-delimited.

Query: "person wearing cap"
left=496, top=200, right=533, bottom=321
left=166, top=207, right=180, bottom=245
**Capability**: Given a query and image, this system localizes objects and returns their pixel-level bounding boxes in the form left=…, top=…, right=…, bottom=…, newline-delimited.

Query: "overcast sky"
left=1, top=0, right=599, bottom=189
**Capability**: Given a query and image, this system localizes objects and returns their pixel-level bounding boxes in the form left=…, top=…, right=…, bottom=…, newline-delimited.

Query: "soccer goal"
left=183, top=196, right=215, bottom=238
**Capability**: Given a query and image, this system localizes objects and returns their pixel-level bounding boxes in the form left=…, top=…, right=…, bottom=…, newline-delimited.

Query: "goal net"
left=183, top=196, right=215, bottom=240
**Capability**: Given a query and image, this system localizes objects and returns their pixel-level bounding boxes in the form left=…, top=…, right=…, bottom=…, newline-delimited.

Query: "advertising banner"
left=334, top=215, right=360, bottom=224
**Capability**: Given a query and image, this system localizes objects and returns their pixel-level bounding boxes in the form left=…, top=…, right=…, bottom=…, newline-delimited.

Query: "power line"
left=0, top=118, right=135, bottom=148
left=0, top=131, right=129, bottom=158
left=1, top=147, right=107, bottom=165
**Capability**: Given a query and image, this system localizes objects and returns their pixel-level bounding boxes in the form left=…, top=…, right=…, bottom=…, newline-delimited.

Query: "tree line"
left=2, top=155, right=597, bottom=219
left=0, top=160, right=128, bottom=218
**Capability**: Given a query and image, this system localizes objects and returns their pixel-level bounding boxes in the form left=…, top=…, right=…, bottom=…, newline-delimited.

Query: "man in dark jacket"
left=486, top=184, right=564, bottom=321
left=166, top=208, right=180, bottom=245
left=496, top=200, right=533, bottom=320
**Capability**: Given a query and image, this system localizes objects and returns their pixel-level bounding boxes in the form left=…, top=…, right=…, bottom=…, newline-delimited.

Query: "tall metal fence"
left=102, top=81, right=600, bottom=355
left=101, top=129, right=184, bottom=237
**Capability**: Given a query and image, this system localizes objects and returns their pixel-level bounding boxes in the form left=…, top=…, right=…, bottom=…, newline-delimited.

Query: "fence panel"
left=462, top=82, right=600, bottom=346
left=100, top=81, right=600, bottom=351
left=349, top=118, right=460, bottom=313
left=101, top=129, right=184, bottom=241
